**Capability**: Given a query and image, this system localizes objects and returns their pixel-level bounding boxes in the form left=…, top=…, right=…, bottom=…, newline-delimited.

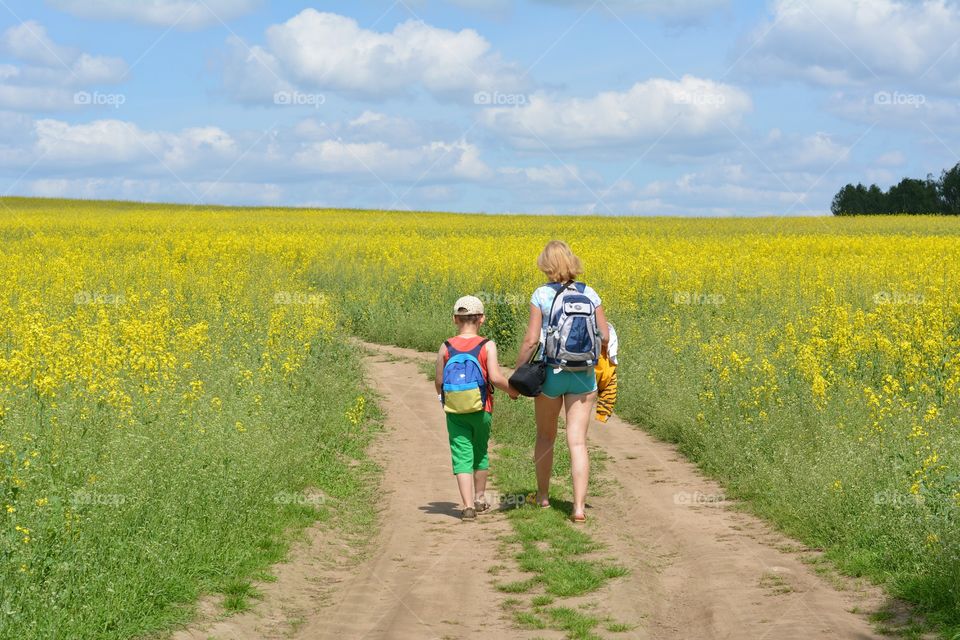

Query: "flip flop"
left=570, top=513, right=586, bottom=524
left=535, top=494, right=551, bottom=509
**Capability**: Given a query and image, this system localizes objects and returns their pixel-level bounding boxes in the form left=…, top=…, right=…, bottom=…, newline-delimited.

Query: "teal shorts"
left=446, top=411, right=492, bottom=475
left=542, top=367, right=597, bottom=398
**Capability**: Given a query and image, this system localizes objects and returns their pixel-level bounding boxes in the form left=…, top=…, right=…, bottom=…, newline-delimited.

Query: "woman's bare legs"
left=564, top=391, right=597, bottom=518
left=534, top=393, right=563, bottom=506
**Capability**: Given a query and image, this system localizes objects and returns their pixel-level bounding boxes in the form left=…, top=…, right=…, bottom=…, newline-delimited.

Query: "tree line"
left=831, top=162, right=960, bottom=215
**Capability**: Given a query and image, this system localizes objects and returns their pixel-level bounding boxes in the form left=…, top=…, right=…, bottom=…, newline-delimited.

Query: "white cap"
left=453, top=295, right=484, bottom=316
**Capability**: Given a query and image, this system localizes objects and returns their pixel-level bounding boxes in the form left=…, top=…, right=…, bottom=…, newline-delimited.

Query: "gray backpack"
left=543, top=281, right=601, bottom=371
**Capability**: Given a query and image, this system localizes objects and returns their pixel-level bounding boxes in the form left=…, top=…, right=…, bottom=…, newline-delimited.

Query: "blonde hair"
left=537, top=240, right=583, bottom=283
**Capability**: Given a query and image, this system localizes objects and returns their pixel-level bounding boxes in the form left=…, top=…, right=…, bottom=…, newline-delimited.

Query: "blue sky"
left=1, top=0, right=959, bottom=215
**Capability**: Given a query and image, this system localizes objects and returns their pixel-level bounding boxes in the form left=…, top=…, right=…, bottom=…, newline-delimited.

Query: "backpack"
left=441, top=338, right=491, bottom=414
left=543, top=282, right=601, bottom=371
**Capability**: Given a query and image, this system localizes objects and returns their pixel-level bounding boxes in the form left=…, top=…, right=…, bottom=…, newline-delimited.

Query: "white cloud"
left=433, top=0, right=725, bottom=21
left=345, top=111, right=427, bottom=146
left=33, top=119, right=168, bottom=166
left=864, top=168, right=897, bottom=185
left=292, top=111, right=457, bottom=148
left=0, top=115, right=495, bottom=202
left=445, top=0, right=512, bottom=10
left=739, top=0, right=960, bottom=94
left=0, top=111, right=854, bottom=215
left=481, top=75, right=752, bottom=150
left=222, top=9, right=526, bottom=102
left=624, top=163, right=824, bottom=216
left=499, top=164, right=587, bottom=189
left=25, top=177, right=283, bottom=205
left=0, top=85, right=74, bottom=111
left=533, top=0, right=728, bottom=22
left=47, top=0, right=260, bottom=29
left=761, top=129, right=851, bottom=171
left=827, top=91, right=960, bottom=132
left=876, top=151, right=906, bottom=167
left=290, top=138, right=492, bottom=182
left=0, top=21, right=127, bottom=111
left=2, top=21, right=76, bottom=67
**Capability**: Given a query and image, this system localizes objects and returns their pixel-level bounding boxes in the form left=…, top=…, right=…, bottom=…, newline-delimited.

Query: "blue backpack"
left=441, top=339, right=490, bottom=414
left=543, top=281, right=601, bottom=371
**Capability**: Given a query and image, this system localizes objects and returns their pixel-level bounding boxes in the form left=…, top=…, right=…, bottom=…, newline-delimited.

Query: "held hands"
left=507, top=386, right=521, bottom=400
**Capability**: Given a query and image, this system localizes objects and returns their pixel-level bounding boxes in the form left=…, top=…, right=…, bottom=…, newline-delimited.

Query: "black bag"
left=510, top=345, right=546, bottom=397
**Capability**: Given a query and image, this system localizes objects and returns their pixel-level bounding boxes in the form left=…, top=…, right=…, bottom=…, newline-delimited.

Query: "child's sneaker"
left=461, top=507, right=477, bottom=521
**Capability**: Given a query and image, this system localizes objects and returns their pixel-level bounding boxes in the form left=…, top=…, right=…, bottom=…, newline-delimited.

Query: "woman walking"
left=516, top=240, right=609, bottom=523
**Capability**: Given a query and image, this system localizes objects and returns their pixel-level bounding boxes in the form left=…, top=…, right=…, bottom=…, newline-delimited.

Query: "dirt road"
left=175, top=342, right=885, bottom=639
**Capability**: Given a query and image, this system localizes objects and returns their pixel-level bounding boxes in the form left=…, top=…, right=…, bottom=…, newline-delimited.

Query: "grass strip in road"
left=492, top=397, right=632, bottom=640
left=420, top=360, right=631, bottom=639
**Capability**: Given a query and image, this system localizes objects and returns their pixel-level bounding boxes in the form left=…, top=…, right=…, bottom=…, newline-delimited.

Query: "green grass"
left=531, top=594, right=555, bottom=607
left=222, top=580, right=262, bottom=612
left=0, top=339, right=382, bottom=639
left=543, top=607, right=602, bottom=640
left=514, top=611, right=549, bottom=630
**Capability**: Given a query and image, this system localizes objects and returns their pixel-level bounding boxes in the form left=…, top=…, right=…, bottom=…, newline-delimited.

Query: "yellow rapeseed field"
left=1, top=198, right=958, bottom=634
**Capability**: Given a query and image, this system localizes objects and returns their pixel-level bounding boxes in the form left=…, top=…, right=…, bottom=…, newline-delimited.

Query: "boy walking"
left=436, top=295, right=517, bottom=521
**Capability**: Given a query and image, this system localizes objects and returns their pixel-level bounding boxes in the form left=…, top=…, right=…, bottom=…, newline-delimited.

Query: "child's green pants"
left=445, top=410, right=491, bottom=474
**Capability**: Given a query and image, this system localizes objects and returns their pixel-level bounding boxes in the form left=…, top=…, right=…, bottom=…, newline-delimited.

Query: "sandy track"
left=586, top=415, right=884, bottom=639
left=174, top=344, right=527, bottom=640
left=175, top=341, right=886, bottom=639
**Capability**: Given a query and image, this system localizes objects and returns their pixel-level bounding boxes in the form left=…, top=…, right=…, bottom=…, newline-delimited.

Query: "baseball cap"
left=453, top=295, right=484, bottom=316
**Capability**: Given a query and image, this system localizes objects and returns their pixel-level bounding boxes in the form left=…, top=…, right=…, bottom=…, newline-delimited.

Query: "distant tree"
left=832, top=161, right=960, bottom=215
left=888, top=177, right=940, bottom=214
left=866, top=184, right=887, bottom=214
left=941, top=163, right=960, bottom=215
left=831, top=184, right=860, bottom=215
